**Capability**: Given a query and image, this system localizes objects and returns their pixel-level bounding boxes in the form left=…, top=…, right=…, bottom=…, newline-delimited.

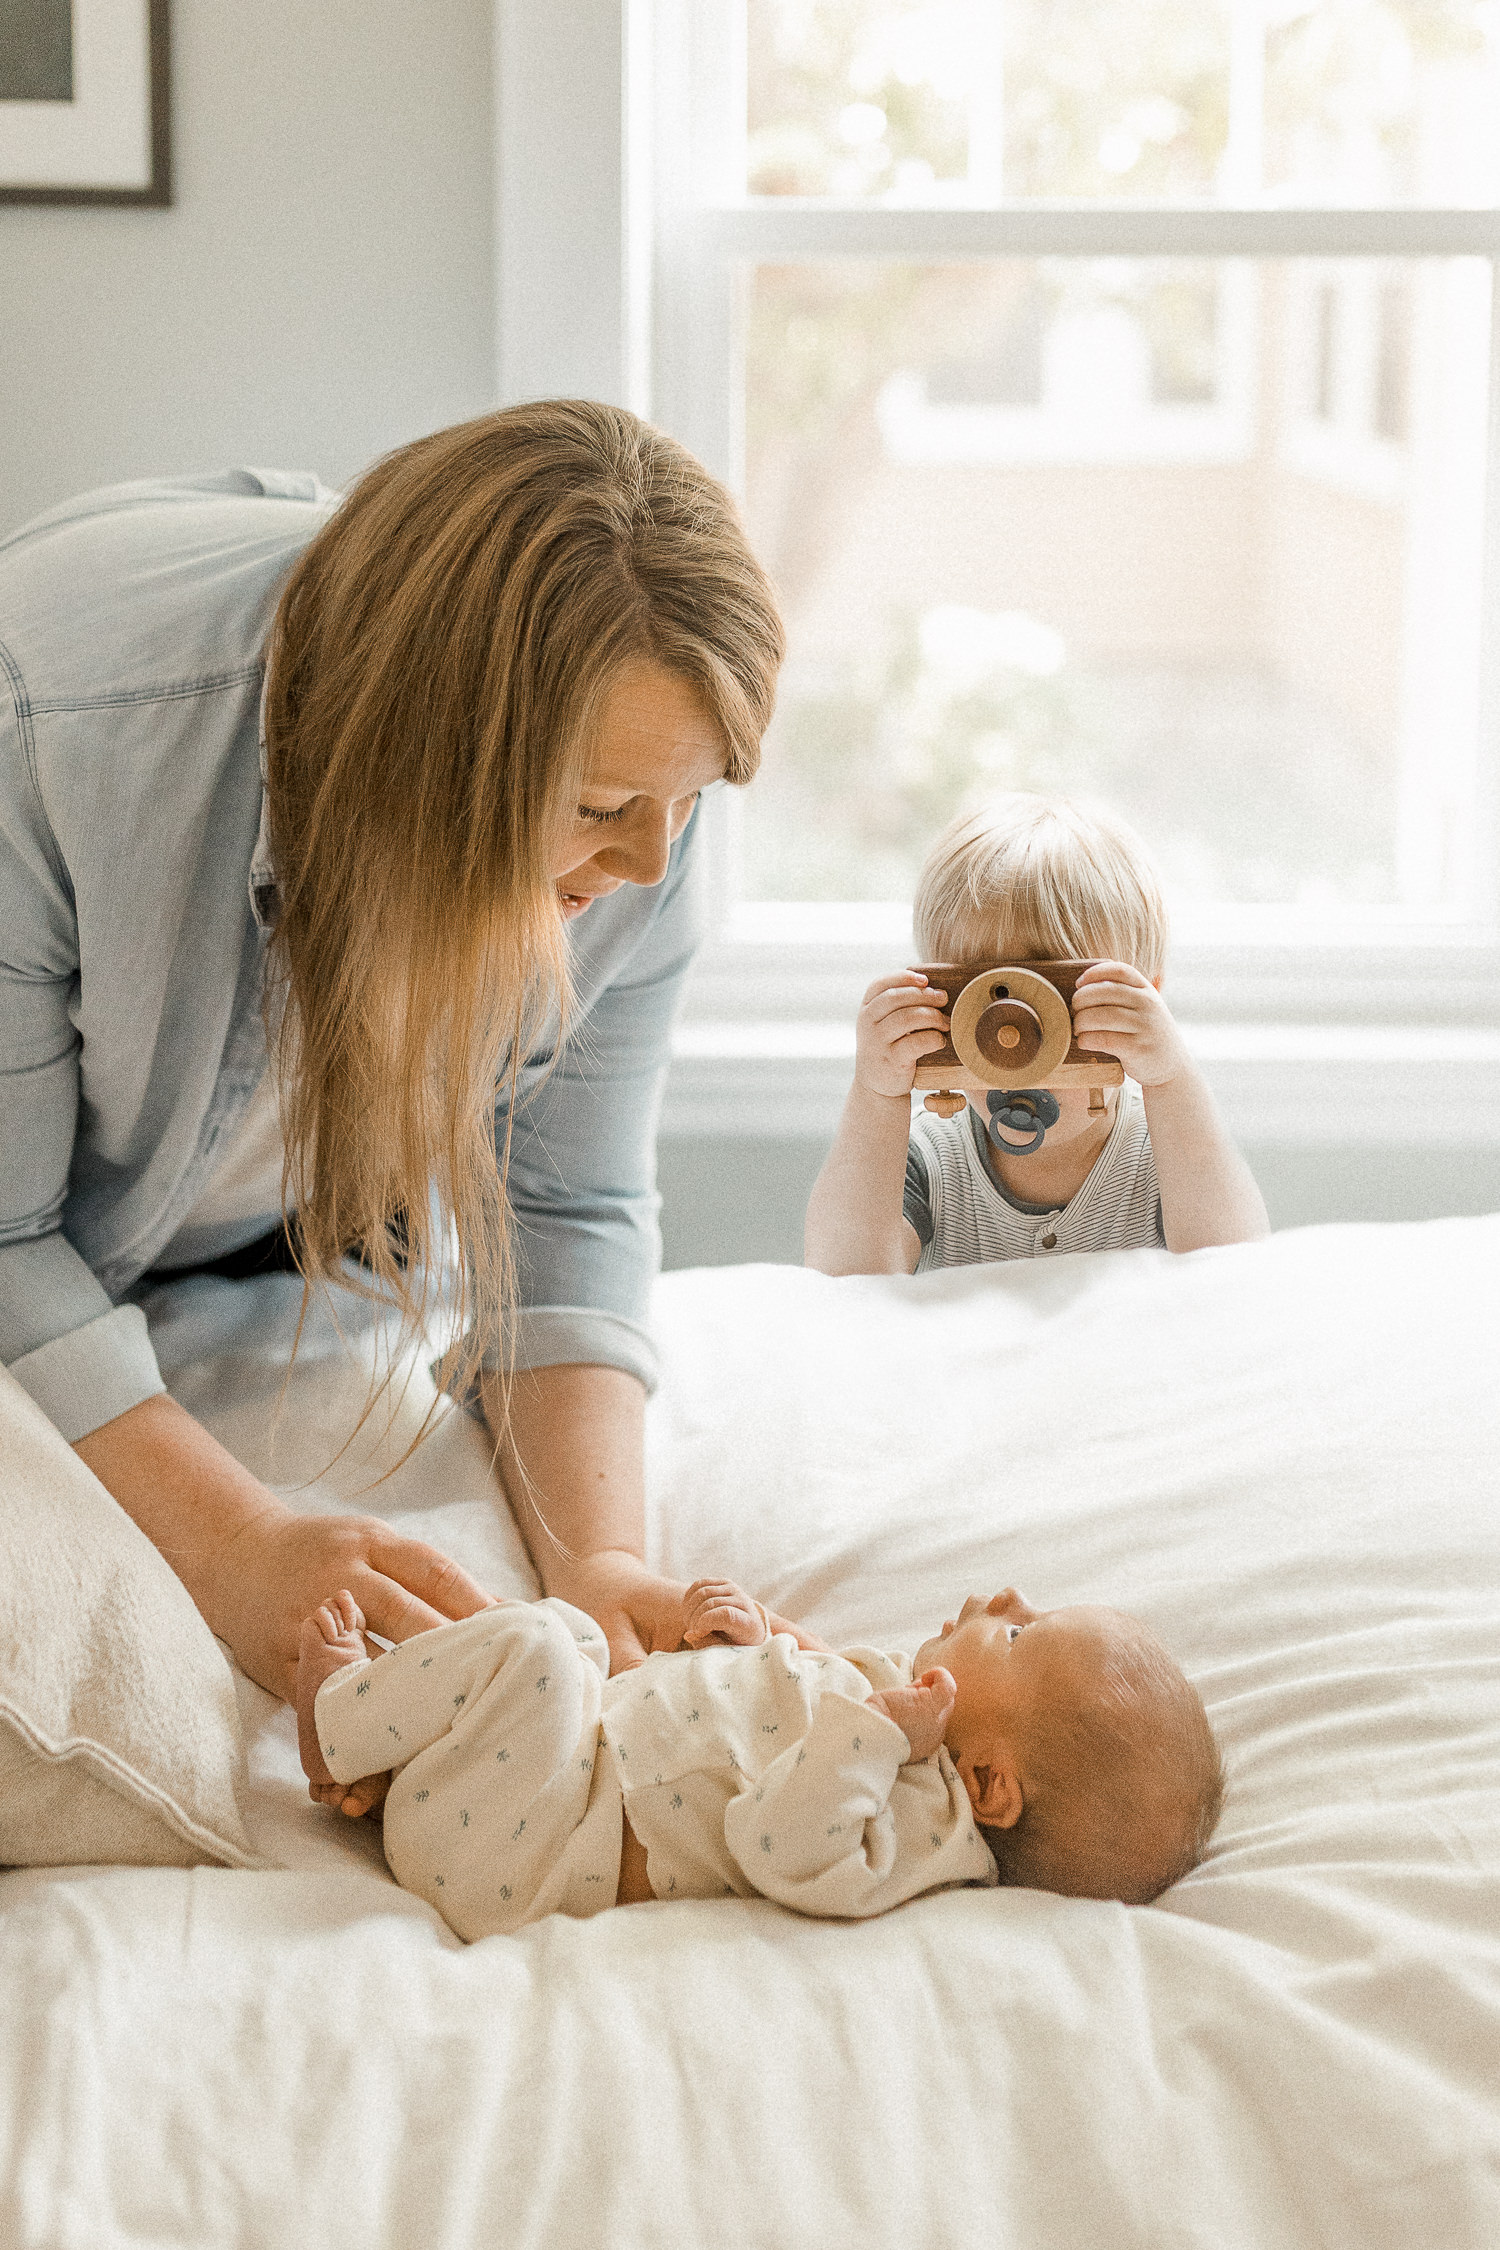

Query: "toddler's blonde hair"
left=913, top=793, right=1168, bottom=980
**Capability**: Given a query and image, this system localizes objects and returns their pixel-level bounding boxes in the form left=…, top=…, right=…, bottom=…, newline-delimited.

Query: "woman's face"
left=551, top=659, right=728, bottom=919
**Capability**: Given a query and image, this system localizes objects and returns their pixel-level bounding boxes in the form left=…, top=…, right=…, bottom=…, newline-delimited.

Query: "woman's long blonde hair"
left=262, top=401, right=783, bottom=1427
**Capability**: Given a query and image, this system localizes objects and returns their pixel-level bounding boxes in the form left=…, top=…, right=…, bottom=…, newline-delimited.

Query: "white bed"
left=3, top=1218, right=1498, bottom=2248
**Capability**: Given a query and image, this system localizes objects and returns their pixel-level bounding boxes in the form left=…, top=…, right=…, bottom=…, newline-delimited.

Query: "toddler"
left=296, top=1578, right=1223, bottom=1940
left=804, top=792, right=1268, bottom=1274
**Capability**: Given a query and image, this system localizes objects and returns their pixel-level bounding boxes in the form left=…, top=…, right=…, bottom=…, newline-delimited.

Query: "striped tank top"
left=904, top=1086, right=1164, bottom=1271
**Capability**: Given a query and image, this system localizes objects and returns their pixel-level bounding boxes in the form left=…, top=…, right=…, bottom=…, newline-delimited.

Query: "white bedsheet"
left=2, top=1220, right=1498, bottom=2249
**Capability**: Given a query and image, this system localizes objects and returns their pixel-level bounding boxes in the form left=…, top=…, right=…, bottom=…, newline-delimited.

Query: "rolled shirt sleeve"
left=0, top=694, right=166, bottom=1440
left=721, top=1690, right=913, bottom=1914
left=4, top=1295, right=165, bottom=1442
left=490, top=805, right=706, bottom=1395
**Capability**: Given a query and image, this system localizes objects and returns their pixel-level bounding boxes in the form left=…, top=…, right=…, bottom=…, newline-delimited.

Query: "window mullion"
left=1474, top=264, right=1500, bottom=925
left=651, top=0, right=741, bottom=483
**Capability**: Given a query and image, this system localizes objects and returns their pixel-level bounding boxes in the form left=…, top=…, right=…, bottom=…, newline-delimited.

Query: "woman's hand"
left=210, top=1506, right=497, bottom=1704
left=482, top=1364, right=834, bottom=1671
left=548, top=1548, right=694, bottom=1675
left=74, top=1393, right=495, bottom=1706
left=487, top=1366, right=677, bottom=1677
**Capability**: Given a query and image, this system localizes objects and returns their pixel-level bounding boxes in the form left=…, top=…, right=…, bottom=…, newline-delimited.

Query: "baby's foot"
left=296, top=1593, right=388, bottom=1817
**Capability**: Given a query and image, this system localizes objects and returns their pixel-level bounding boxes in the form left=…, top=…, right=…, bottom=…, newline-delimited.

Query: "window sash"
left=496, top=0, right=1500, bottom=1033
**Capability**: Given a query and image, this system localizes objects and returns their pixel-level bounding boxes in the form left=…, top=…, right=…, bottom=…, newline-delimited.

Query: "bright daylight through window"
left=734, top=1, right=1500, bottom=922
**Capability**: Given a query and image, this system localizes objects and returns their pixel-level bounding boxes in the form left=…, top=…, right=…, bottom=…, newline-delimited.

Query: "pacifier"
left=986, top=1088, right=1060, bottom=1154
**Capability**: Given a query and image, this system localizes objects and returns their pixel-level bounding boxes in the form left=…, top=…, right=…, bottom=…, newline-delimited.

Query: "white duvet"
left=2, top=1219, right=1498, bottom=2249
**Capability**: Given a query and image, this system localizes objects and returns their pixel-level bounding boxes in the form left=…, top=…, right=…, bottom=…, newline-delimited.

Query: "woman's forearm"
left=75, top=1393, right=286, bottom=1622
left=74, top=1391, right=495, bottom=1701
left=804, top=1083, right=916, bottom=1274
left=481, top=1360, right=647, bottom=1594
left=480, top=1359, right=829, bottom=1671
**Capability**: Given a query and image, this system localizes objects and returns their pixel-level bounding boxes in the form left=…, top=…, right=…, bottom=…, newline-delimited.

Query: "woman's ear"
left=963, top=1754, right=1024, bottom=1831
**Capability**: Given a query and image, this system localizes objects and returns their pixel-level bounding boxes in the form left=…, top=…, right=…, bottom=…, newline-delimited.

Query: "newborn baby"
left=297, top=1581, right=1222, bottom=1940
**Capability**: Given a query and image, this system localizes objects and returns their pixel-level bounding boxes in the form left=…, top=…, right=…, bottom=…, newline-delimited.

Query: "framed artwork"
left=0, top=0, right=169, bottom=205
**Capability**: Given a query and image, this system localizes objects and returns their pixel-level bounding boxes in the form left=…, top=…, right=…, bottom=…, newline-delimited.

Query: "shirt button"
left=1040, top=1232, right=1058, bottom=1250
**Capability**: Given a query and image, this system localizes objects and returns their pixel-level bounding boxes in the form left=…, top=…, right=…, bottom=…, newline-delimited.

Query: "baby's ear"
left=965, top=1756, right=1023, bottom=1831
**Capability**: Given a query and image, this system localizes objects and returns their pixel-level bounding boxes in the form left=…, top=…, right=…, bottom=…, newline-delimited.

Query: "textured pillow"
left=0, top=1365, right=258, bottom=1869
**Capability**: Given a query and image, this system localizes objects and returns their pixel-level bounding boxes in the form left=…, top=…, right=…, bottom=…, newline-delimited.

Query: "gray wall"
left=0, top=0, right=496, bottom=535
left=658, top=1135, right=1500, bottom=1268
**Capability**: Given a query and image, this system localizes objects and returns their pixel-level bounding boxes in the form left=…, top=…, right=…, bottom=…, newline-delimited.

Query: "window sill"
left=662, top=1019, right=1500, bottom=1144
left=679, top=910, right=1500, bottom=1038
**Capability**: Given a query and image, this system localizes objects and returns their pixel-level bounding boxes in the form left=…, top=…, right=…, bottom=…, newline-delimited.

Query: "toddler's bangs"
left=913, top=794, right=1168, bottom=980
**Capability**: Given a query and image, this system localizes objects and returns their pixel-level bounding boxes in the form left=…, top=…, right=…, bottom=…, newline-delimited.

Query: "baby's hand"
left=866, top=1668, right=956, bottom=1763
left=854, top=971, right=950, bottom=1099
left=1071, top=961, right=1191, bottom=1089
left=679, top=1578, right=770, bottom=1648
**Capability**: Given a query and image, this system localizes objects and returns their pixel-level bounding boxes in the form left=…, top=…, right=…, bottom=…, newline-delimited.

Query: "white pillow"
left=0, top=1365, right=258, bottom=1869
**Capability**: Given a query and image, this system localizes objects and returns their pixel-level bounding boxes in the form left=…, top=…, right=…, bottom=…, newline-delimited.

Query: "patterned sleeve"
left=721, top=1688, right=990, bottom=1917
left=902, top=1139, right=935, bottom=1247
left=721, top=1690, right=911, bottom=1916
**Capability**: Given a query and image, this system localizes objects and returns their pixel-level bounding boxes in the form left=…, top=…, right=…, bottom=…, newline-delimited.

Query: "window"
left=740, top=253, right=1495, bottom=917
left=495, top=2, right=1500, bottom=1137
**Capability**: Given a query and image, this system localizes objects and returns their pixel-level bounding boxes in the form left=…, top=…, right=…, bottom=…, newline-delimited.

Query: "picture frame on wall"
left=0, top=0, right=169, bottom=205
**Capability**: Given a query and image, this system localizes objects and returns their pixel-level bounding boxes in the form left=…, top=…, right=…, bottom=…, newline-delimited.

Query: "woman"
left=0, top=401, right=784, bottom=1706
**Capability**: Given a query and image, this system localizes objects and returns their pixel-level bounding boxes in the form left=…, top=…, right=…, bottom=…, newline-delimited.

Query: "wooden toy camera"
left=910, top=959, right=1124, bottom=1119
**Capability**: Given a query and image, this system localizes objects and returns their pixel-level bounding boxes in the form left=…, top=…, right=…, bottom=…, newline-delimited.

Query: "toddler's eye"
left=579, top=804, right=625, bottom=825
left=1006, top=1623, right=1023, bottom=1643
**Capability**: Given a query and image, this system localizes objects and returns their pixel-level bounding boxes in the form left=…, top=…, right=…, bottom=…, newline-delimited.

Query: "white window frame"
left=494, top=0, right=1500, bottom=1144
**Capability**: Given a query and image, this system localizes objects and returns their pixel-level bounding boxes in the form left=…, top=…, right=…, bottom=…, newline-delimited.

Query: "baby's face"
left=914, top=1588, right=1036, bottom=1682
left=915, top=1590, right=1083, bottom=1724
left=915, top=1592, right=1134, bottom=1779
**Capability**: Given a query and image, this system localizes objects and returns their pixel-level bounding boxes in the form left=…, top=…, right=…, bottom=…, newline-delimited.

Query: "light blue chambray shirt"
left=0, top=471, right=704, bottom=1441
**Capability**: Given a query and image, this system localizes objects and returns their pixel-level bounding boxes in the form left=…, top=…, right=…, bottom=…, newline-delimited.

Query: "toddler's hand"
left=854, top=971, right=951, bottom=1099
left=867, top=1667, right=956, bottom=1763
left=1071, top=961, right=1191, bottom=1089
left=679, top=1578, right=770, bottom=1648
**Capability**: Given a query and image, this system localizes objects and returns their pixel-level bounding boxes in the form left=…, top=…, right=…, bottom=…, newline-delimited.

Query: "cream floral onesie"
left=314, top=1599, right=998, bottom=1942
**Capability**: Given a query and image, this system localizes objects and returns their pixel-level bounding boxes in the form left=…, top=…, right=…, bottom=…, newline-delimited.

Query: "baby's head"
left=916, top=1591, right=1222, bottom=1904
left=914, top=791, right=1167, bottom=979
